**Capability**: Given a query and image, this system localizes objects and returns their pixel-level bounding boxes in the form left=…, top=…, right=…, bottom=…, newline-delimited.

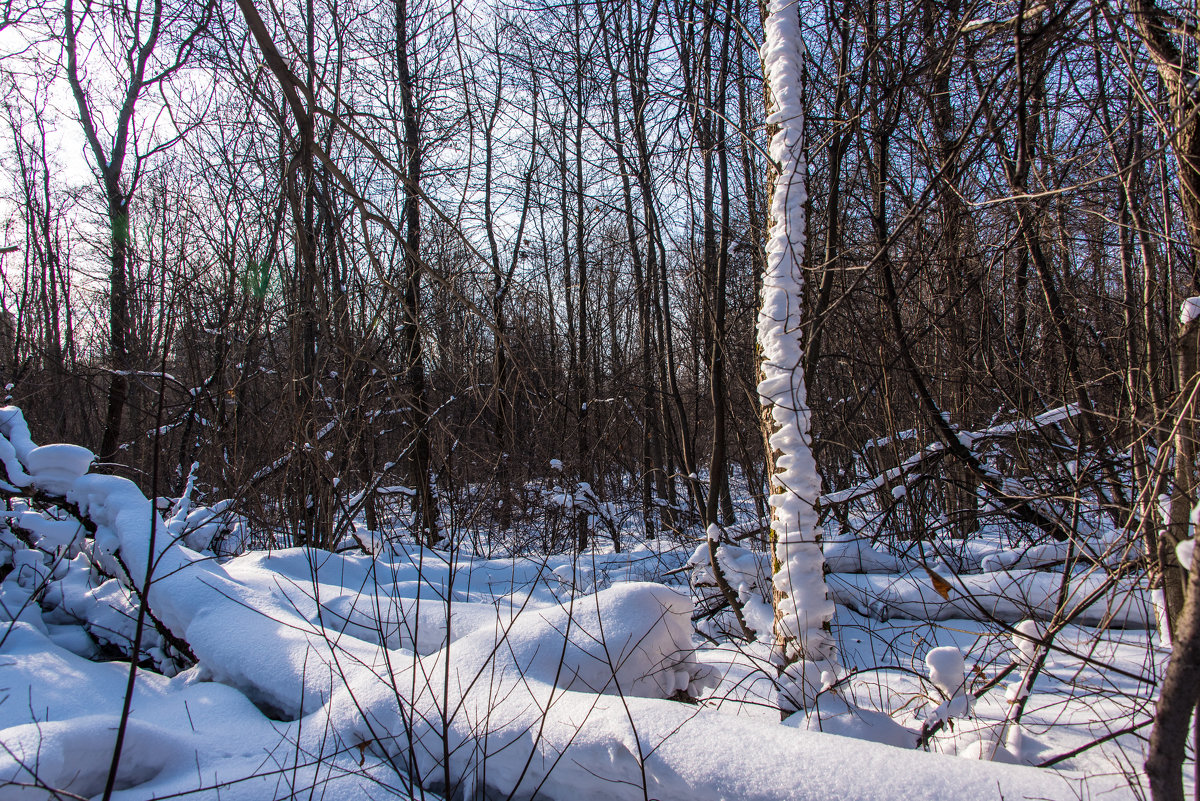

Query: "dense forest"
left=6, top=0, right=1185, bottom=556
left=1, top=0, right=1199, bottom=797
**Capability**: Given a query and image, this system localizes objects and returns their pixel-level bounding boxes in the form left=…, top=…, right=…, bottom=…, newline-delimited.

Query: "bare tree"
left=63, top=0, right=210, bottom=460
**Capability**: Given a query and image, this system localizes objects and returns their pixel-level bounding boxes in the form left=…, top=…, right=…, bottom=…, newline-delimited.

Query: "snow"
left=22, top=444, right=93, bottom=494
left=1178, top=537, right=1194, bottom=569
left=1181, top=295, right=1200, bottom=326
left=825, top=405, right=1081, bottom=508
left=823, top=443, right=945, bottom=505
left=926, top=645, right=965, bottom=697
left=1012, top=619, right=1044, bottom=664
left=757, top=0, right=837, bottom=708
left=0, top=408, right=1160, bottom=800
left=829, top=568, right=1151, bottom=627
left=0, top=615, right=1116, bottom=801
left=823, top=532, right=914, bottom=573
left=790, top=693, right=919, bottom=749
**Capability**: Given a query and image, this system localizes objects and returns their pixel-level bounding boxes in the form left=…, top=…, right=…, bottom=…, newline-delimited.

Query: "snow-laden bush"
left=0, top=408, right=248, bottom=674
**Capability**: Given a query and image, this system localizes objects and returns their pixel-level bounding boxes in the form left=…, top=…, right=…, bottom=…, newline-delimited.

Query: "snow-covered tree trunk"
left=757, top=0, right=838, bottom=713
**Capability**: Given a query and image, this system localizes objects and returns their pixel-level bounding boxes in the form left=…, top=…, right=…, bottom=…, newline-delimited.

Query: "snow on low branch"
left=757, top=0, right=838, bottom=711
left=822, top=404, right=1083, bottom=528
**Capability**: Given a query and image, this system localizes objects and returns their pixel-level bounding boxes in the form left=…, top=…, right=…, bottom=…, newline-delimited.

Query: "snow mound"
left=788, top=693, right=918, bottom=749
left=443, top=582, right=717, bottom=699
left=0, top=715, right=184, bottom=799
left=926, top=646, right=965, bottom=696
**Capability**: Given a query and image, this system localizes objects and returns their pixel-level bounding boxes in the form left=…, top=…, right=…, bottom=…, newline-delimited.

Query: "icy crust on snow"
left=757, top=0, right=836, bottom=688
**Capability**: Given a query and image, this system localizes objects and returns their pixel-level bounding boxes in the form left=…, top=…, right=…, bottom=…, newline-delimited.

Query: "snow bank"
left=0, top=617, right=1099, bottom=801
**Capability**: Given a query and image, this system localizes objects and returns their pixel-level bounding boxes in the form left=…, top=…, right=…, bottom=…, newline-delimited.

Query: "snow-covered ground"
left=0, top=408, right=1160, bottom=799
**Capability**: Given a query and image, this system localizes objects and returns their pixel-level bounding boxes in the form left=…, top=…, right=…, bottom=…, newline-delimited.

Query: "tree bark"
left=397, top=0, right=440, bottom=547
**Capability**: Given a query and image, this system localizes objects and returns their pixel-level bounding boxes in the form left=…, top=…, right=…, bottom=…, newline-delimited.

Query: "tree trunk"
left=397, top=0, right=440, bottom=547
left=758, top=0, right=838, bottom=714
left=99, top=188, right=131, bottom=460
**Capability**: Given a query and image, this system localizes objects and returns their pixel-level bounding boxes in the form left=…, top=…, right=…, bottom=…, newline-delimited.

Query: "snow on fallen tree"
left=691, top=538, right=1151, bottom=630
left=822, top=405, right=1090, bottom=543
left=828, top=562, right=1153, bottom=628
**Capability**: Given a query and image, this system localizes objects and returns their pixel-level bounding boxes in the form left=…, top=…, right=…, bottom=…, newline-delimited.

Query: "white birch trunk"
left=757, top=0, right=839, bottom=713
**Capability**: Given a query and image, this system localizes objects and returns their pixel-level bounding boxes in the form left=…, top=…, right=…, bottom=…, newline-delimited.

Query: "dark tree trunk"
left=397, top=0, right=440, bottom=547
left=99, top=188, right=131, bottom=460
